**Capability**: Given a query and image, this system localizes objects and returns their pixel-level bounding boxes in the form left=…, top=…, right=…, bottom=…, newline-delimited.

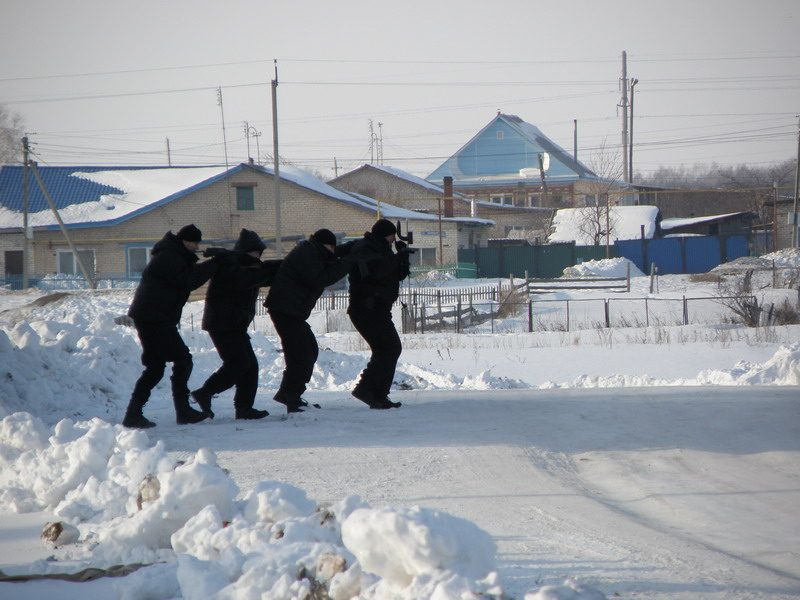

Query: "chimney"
left=443, top=176, right=454, bottom=218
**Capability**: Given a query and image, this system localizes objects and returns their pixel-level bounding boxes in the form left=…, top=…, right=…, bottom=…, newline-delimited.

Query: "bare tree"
left=575, top=138, right=624, bottom=246
left=0, top=104, right=25, bottom=165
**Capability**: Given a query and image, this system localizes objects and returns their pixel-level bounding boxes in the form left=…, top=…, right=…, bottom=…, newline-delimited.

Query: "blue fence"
left=459, top=235, right=752, bottom=278
left=615, top=235, right=750, bottom=275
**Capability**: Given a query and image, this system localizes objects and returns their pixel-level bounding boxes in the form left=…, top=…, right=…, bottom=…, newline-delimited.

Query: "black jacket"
left=265, top=238, right=350, bottom=319
left=346, top=231, right=410, bottom=310
left=202, top=252, right=281, bottom=332
left=128, top=231, right=218, bottom=325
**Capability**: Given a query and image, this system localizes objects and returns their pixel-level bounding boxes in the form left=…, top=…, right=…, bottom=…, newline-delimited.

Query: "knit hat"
left=311, top=228, right=337, bottom=247
left=234, top=228, right=266, bottom=253
left=176, top=224, right=202, bottom=243
left=371, top=219, right=397, bottom=238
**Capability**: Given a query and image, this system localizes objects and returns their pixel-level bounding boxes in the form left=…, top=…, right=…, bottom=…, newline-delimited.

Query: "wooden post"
left=528, top=300, right=533, bottom=333
left=626, top=262, right=631, bottom=292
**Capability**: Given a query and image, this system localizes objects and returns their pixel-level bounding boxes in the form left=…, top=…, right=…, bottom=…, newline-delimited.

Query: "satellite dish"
left=539, top=152, right=550, bottom=172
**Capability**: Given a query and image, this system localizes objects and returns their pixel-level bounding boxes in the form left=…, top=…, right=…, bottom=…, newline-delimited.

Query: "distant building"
left=0, top=163, right=492, bottom=286
left=426, top=112, right=634, bottom=210
left=329, top=163, right=551, bottom=245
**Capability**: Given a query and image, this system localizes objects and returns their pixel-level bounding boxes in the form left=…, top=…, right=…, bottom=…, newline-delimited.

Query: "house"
left=760, top=195, right=799, bottom=252
left=329, top=163, right=552, bottom=244
left=426, top=112, right=634, bottom=211
left=0, top=163, right=493, bottom=287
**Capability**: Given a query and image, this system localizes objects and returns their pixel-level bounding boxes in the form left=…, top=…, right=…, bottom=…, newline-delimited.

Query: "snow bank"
left=0, top=413, right=506, bottom=599
left=562, top=258, right=645, bottom=278
left=540, top=343, right=800, bottom=389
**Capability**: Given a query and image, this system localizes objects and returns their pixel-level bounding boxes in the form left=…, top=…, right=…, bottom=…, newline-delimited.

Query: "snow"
left=0, top=252, right=799, bottom=599
left=548, top=206, right=660, bottom=244
left=659, top=211, right=750, bottom=231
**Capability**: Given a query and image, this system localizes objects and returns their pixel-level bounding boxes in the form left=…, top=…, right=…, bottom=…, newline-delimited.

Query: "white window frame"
left=56, top=248, right=96, bottom=277
left=127, top=245, right=153, bottom=277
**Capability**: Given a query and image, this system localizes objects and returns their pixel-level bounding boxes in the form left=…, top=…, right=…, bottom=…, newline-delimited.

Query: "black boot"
left=369, top=396, right=402, bottom=410
left=274, top=390, right=308, bottom=413
left=351, top=386, right=377, bottom=407
left=174, top=396, right=208, bottom=425
left=352, top=387, right=401, bottom=410
left=191, top=388, right=215, bottom=419
left=122, top=401, right=156, bottom=429
left=235, top=407, right=269, bottom=420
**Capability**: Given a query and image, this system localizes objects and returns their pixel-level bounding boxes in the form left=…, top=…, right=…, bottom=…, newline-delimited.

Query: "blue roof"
left=0, top=165, right=187, bottom=213
left=426, top=113, right=596, bottom=187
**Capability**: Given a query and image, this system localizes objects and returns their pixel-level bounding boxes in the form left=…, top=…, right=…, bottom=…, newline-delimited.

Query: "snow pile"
left=418, top=270, right=456, bottom=281
left=0, top=412, right=509, bottom=599
left=562, top=258, right=645, bottom=278
left=541, top=343, right=800, bottom=389
left=695, top=342, right=800, bottom=386
left=711, top=247, right=800, bottom=275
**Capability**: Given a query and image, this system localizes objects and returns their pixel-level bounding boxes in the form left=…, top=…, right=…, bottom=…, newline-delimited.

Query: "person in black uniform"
left=265, top=229, right=351, bottom=413
left=346, top=219, right=411, bottom=409
left=123, top=224, right=219, bottom=428
left=190, top=229, right=281, bottom=420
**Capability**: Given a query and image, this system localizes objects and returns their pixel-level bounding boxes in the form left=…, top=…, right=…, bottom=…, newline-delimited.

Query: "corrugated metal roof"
left=0, top=165, right=178, bottom=213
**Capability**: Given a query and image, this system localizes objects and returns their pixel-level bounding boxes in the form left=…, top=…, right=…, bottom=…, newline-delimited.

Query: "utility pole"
left=620, top=51, right=629, bottom=183
left=792, top=116, right=799, bottom=248
left=217, top=88, right=229, bottom=170
left=272, top=60, right=283, bottom=258
left=573, top=119, right=578, bottom=162
left=378, top=122, right=384, bottom=165
left=369, top=119, right=376, bottom=163
left=165, top=137, right=172, bottom=166
left=629, top=78, right=638, bottom=184
left=244, top=121, right=252, bottom=163
left=22, top=137, right=30, bottom=290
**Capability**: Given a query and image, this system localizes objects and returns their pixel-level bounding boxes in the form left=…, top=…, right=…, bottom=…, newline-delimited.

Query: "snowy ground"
left=1, top=252, right=799, bottom=600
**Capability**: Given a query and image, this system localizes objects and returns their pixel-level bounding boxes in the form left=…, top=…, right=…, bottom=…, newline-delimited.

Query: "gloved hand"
left=394, top=240, right=407, bottom=252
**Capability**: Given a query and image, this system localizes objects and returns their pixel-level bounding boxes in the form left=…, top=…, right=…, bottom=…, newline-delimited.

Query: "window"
left=127, top=246, right=152, bottom=277
left=585, top=195, right=598, bottom=207
left=57, top=249, right=95, bottom=277
left=236, top=186, right=255, bottom=210
left=410, top=247, right=437, bottom=267
left=490, top=194, right=513, bottom=205
left=496, top=130, right=504, bottom=139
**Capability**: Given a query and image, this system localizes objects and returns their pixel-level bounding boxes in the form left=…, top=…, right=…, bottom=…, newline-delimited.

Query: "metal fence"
left=396, top=295, right=762, bottom=334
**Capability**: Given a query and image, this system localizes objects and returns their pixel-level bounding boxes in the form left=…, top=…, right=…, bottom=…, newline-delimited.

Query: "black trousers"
left=199, top=329, right=259, bottom=410
left=131, top=321, right=193, bottom=406
left=269, top=311, right=318, bottom=398
left=348, top=305, right=402, bottom=398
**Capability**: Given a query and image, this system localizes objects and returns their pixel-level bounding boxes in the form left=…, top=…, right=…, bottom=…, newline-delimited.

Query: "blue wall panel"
left=685, top=237, right=721, bottom=273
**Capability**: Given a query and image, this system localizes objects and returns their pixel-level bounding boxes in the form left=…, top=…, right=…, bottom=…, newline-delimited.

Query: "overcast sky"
left=1, top=0, right=798, bottom=181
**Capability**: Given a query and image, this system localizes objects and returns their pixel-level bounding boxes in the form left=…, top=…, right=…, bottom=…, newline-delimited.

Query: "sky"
left=1, top=0, right=799, bottom=181
left=0, top=257, right=798, bottom=599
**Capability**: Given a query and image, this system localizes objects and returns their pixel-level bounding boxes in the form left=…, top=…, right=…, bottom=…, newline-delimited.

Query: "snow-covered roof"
left=548, top=205, right=660, bottom=245
left=369, top=164, right=459, bottom=196
left=0, top=163, right=493, bottom=231
left=660, top=211, right=755, bottom=231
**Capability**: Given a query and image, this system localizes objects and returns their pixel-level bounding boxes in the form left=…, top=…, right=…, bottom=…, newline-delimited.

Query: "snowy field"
left=1, top=253, right=799, bottom=600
